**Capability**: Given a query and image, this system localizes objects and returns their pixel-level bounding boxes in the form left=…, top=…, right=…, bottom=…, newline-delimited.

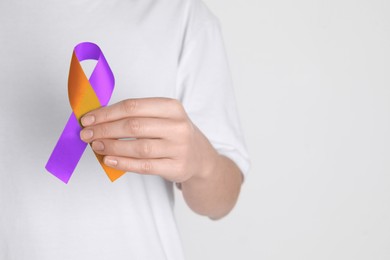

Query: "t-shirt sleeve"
left=175, top=0, right=250, bottom=178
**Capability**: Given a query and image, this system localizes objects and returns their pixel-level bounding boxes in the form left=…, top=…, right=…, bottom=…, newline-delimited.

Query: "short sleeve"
left=175, top=0, right=250, bottom=178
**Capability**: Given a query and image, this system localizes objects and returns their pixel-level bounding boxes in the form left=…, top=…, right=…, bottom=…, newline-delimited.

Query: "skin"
left=79, top=97, right=243, bottom=220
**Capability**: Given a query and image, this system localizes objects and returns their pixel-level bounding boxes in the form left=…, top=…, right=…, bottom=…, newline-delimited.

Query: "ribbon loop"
left=46, top=42, right=125, bottom=184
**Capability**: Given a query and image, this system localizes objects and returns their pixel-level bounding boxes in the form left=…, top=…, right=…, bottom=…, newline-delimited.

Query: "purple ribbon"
left=46, top=42, right=115, bottom=183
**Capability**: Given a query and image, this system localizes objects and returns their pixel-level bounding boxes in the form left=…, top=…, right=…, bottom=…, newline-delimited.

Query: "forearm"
left=180, top=154, right=243, bottom=220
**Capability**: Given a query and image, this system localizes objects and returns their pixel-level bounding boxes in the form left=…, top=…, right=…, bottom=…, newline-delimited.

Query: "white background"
left=175, top=0, right=390, bottom=259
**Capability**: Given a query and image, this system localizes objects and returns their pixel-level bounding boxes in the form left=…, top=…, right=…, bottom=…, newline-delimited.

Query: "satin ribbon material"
left=46, top=42, right=125, bottom=183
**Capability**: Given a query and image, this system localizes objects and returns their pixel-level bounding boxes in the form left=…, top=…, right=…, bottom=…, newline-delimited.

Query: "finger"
left=80, top=98, right=185, bottom=126
left=80, top=117, right=178, bottom=142
left=103, top=156, right=180, bottom=178
left=91, top=139, right=172, bottom=159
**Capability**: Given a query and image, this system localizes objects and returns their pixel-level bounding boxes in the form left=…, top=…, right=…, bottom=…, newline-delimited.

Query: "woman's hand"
left=79, top=98, right=219, bottom=183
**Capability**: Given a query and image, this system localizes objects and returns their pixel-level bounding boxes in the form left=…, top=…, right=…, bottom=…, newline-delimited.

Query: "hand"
left=79, top=98, right=219, bottom=183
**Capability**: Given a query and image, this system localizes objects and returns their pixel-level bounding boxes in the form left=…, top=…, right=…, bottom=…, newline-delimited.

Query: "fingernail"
left=81, top=115, right=95, bottom=126
left=80, top=129, right=93, bottom=140
left=92, top=141, right=104, bottom=151
left=105, top=158, right=118, bottom=167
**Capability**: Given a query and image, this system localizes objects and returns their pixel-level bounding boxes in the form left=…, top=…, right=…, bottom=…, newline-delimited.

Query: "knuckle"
left=125, top=119, right=141, bottom=135
left=140, top=141, right=152, bottom=157
left=167, top=98, right=179, bottom=105
left=123, top=159, right=133, bottom=172
left=102, top=108, right=112, bottom=122
left=121, top=99, right=137, bottom=114
left=140, top=160, right=153, bottom=173
left=176, top=121, right=192, bottom=137
left=99, top=125, right=110, bottom=138
left=169, top=98, right=184, bottom=110
left=163, top=98, right=184, bottom=115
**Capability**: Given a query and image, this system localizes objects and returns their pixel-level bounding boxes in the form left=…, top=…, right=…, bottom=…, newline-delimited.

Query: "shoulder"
left=175, top=0, right=222, bottom=50
left=183, top=0, right=219, bottom=28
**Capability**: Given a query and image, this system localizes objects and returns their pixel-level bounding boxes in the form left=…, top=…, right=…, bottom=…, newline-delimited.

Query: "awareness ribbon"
left=46, top=42, right=125, bottom=184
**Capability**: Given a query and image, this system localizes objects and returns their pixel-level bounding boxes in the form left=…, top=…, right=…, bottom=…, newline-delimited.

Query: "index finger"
left=80, top=97, right=185, bottom=127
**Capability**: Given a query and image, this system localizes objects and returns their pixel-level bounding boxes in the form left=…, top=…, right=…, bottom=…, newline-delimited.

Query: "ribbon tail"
left=46, top=113, right=87, bottom=183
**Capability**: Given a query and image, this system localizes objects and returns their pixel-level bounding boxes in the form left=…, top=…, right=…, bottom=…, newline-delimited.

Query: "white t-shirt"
left=0, top=0, right=250, bottom=259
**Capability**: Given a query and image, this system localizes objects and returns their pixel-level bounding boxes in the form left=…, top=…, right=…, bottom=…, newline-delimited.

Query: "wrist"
left=188, top=149, right=220, bottom=184
left=182, top=125, right=220, bottom=184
